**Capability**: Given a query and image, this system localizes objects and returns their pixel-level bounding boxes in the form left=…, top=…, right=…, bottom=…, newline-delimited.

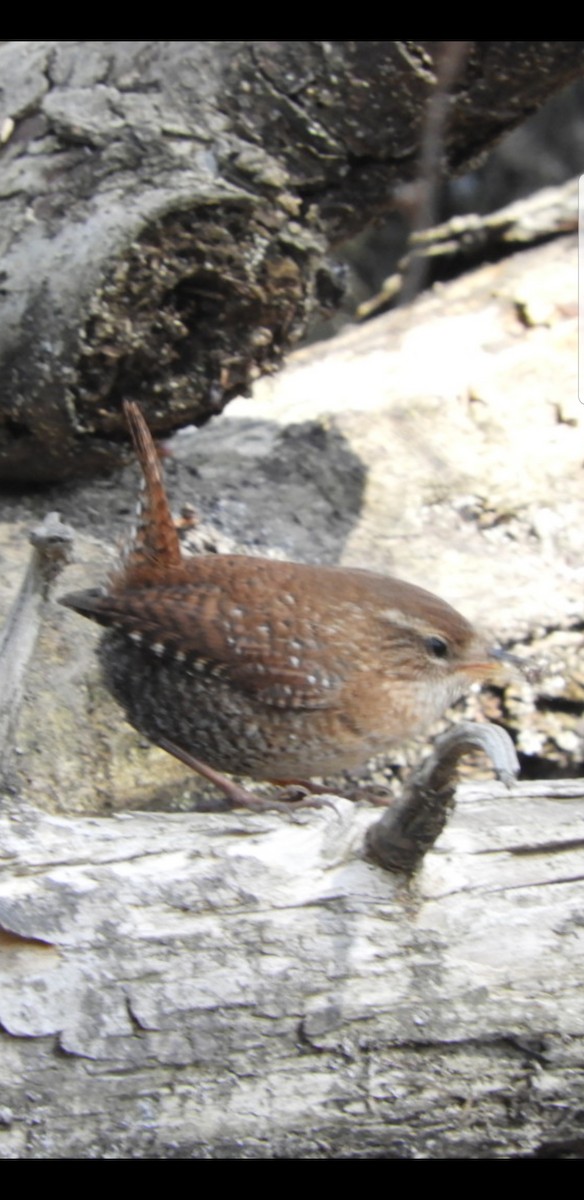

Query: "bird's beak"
left=488, top=645, right=541, bottom=682
left=460, top=644, right=531, bottom=681
left=487, top=647, right=526, bottom=669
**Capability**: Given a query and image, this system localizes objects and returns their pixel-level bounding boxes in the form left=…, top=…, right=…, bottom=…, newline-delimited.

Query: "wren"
left=61, top=402, right=508, bottom=811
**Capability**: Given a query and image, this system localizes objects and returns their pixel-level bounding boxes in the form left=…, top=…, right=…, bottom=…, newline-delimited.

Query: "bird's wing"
left=60, top=585, right=344, bottom=710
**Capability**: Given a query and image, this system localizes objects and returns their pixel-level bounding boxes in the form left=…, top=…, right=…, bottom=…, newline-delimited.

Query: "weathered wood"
left=1, top=41, right=584, bottom=481
left=1, top=778, right=583, bottom=1158
left=366, top=722, right=520, bottom=873
left=357, top=177, right=579, bottom=318
left=0, top=514, right=73, bottom=772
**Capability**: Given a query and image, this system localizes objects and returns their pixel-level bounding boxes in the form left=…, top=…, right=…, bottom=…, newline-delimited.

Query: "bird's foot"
left=157, top=739, right=335, bottom=814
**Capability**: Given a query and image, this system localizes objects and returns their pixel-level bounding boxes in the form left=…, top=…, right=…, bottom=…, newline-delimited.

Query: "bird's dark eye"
left=425, top=636, right=449, bottom=659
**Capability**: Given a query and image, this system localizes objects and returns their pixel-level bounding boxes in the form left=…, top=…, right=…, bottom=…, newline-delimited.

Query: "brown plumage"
left=60, top=402, right=504, bottom=809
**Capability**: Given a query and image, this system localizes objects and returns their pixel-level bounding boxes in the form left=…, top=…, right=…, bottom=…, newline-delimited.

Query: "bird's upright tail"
left=109, top=401, right=184, bottom=591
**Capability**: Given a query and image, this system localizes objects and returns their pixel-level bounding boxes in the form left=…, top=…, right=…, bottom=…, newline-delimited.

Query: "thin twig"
left=398, top=41, right=471, bottom=306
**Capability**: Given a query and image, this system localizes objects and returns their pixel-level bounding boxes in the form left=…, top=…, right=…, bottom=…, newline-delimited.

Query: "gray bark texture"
left=1, top=777, right=584, bottom=1159
left=1, top=40, right=584, bottom=481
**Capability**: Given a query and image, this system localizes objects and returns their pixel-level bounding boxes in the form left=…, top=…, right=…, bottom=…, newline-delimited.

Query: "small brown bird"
left=61, top=402, right=509, bottom=810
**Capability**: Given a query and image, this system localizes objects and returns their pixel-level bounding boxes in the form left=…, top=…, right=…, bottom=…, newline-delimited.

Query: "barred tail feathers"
left=110, top=401, right=183, bottom=589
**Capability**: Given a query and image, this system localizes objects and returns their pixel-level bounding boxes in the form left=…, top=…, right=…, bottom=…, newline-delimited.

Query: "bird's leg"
left=156, top=737, right=333, bottom=813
